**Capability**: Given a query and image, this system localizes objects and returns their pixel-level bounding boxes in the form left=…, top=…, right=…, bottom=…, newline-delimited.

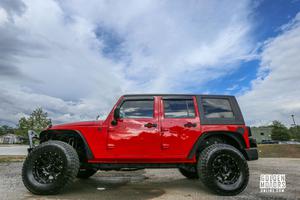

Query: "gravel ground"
left=0, top=158, right=299, bottom=200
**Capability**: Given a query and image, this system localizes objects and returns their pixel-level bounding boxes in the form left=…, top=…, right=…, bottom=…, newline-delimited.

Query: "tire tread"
left=198, top=144, right=249, bottom=196
left=22, top=140, right=79, bottom=195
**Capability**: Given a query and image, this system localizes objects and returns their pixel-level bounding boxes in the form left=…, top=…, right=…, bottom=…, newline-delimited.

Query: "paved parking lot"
left=0, top=158, right=299, bottom=200
left=0, top=145, right=27, bottom=155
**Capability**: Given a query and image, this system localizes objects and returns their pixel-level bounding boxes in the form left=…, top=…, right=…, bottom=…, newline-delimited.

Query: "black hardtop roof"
left=123, top=94, right=235, bottom=98
left=122, top=94, right=244, bottom=125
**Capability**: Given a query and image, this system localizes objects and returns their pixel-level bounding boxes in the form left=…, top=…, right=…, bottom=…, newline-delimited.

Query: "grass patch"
left=258, top=144, right=300, bottom=158
left=0, top=155, right=26, bottom=162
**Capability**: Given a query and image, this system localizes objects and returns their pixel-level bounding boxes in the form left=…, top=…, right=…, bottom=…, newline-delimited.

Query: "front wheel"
left=22, top=141, right=79, bottom=195
left=197, top=144, right=249, bottom=196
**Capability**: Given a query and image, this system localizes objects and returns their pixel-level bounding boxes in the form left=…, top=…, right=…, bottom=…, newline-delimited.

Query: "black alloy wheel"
left=197, top=144, right=249, bottom=196
left=32, top=151, right=64, bottom=184
left=22, top=141, right=79, bottom=195
left=211, top=154, right=240, bottom=185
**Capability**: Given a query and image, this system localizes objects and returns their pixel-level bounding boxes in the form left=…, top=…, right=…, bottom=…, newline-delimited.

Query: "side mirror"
left=114, top=108, right=120, bottom=119
left=111, top=108, right=120, bottom=125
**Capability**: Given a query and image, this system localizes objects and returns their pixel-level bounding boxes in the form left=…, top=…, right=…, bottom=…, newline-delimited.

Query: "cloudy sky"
left=0, top=0, right=300, bottom=126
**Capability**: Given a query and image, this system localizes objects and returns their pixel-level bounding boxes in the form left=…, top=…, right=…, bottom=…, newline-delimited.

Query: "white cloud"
left=0, top=0, right=254, bottom=125
left=0, top=8, right=8, bottom=25
left=226, top=84, right=239, bottom=91
left=239, top=13, right=300, bottom=126
left=57, top=0, right=254, bottom=91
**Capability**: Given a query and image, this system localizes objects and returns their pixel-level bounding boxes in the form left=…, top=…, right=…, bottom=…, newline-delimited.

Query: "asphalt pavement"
left=0, top=158, right=299, bottom=200
left=0, top=145, right=27, bottom=155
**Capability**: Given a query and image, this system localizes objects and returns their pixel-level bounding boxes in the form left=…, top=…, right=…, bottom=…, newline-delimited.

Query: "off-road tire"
left=77, top=168, right=97, bottom=179
left=22, top=140, right=79, bottom=195
left=178, top=166, right=199, bottom=179
left=197, top=144, right=249, bottom=196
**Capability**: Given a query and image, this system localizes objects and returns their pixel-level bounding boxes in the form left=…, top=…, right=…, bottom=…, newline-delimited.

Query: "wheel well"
left=39, top=130, right=93, bottom=162
left=188, top=131, right=247, bottom=159
left=206, top=134, right=241, bottom=150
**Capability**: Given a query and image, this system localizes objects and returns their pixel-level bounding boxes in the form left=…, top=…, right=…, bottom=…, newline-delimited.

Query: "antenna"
left=291, top=114, right=296, bottom=126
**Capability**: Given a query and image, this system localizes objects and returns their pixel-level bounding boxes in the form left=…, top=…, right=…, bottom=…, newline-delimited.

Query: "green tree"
left=271, top=120, right=290, bottom=141
left=0, top=125, right=15, bottom=135
left=16, top=108, right=52, bottom=137
left=289, top=125, right=300, bottom=141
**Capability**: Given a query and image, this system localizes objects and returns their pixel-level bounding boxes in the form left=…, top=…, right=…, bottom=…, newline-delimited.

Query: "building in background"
left=0, top=134, right=25, bottom=144
left=251, top=127, right=272, bottom=143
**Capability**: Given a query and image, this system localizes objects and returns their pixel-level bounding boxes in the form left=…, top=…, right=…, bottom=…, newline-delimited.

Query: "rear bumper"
left=245, top=148, right=258, bottom=160
left=244, top=137, right=258, bottom=160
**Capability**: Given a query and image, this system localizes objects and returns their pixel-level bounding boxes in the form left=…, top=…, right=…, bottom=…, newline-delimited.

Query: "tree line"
left=270, top=120, right=300, bottom=141
left=0, top=108, right=52, bottom=138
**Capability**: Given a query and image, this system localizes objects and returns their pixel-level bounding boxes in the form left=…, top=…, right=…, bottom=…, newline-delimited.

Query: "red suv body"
left=40, top=94, right=257, bottom=163
left=23, top=94, right=258, bottom=196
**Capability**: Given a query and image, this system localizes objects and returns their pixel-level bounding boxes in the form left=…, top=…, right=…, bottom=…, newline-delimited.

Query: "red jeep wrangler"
left=22, top=94, right=258, bottom=196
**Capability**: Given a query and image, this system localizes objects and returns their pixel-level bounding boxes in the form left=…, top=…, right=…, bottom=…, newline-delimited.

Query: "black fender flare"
left=39, top=129, right=94, bottom=160
left=187, top=131, right=246, bottom=159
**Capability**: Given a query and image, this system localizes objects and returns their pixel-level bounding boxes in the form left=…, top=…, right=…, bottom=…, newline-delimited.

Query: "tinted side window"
left=164, top=99, right=195, bottom=118
left=202, top=98, right=234, bottom=118
left=119, top=100, right=154, bottom=118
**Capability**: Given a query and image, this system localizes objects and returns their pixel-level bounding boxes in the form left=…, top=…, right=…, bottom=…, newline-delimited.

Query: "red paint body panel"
left=48, top=95, right=250, bottom=164
left=159, top=96, right=201, bottom=158
left=201, top=125, right=250, bottom=148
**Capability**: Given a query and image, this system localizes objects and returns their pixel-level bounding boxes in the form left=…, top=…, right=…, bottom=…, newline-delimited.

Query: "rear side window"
left=119, top=100, right=154, bottom=118
left=202, top=98, right=234, bottom=118
left=164, top=99, right=195, bottom=118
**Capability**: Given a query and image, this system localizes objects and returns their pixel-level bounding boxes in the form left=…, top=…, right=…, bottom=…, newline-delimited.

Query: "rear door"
left=160, top=96, right=201, bottom=158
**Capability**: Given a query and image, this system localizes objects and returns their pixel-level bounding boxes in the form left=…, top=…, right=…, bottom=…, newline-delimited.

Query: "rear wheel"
left=77, top=168, right=97, bottom=179
left=179, top=166, right=198, bottom=179
left=197, top=144, right=249, bottom=196
left=22, top=141, right=79, bottom=195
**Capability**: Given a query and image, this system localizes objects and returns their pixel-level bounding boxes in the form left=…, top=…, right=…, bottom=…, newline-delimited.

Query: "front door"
left=160, top=96, right=200, bottom=158
left=107, top=96, right=161, bottom=160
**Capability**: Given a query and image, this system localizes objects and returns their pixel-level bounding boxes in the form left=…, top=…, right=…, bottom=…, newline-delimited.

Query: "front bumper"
left=27, top=130, right=39, bottom=152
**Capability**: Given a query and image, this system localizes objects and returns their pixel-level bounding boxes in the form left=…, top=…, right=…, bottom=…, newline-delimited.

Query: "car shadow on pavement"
left=45, top=171, right=211, bottom=200
left=54, top=174, right=165, bottom=200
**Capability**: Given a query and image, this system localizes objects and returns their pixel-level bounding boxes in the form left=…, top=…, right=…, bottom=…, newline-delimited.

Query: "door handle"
left=144, top=123, right=157, bottom=128
left=107, top=144, right=115, bottom=149
left=184, top=122, right=197, bottom=128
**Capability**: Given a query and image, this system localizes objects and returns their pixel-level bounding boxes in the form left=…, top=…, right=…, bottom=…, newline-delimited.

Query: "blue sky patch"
left=95, top=26, right=125, bottom=60
left=252, top=0, right=300, bottom=41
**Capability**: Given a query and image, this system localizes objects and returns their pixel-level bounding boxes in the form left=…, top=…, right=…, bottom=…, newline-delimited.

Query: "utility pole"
left=291, top=114, right=296, bottom=126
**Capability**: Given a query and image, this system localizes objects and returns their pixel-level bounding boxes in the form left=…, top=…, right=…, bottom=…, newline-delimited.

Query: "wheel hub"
left=32, top=152, right=64, bottom=184
left=212, top=153, right=240, bottom=185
